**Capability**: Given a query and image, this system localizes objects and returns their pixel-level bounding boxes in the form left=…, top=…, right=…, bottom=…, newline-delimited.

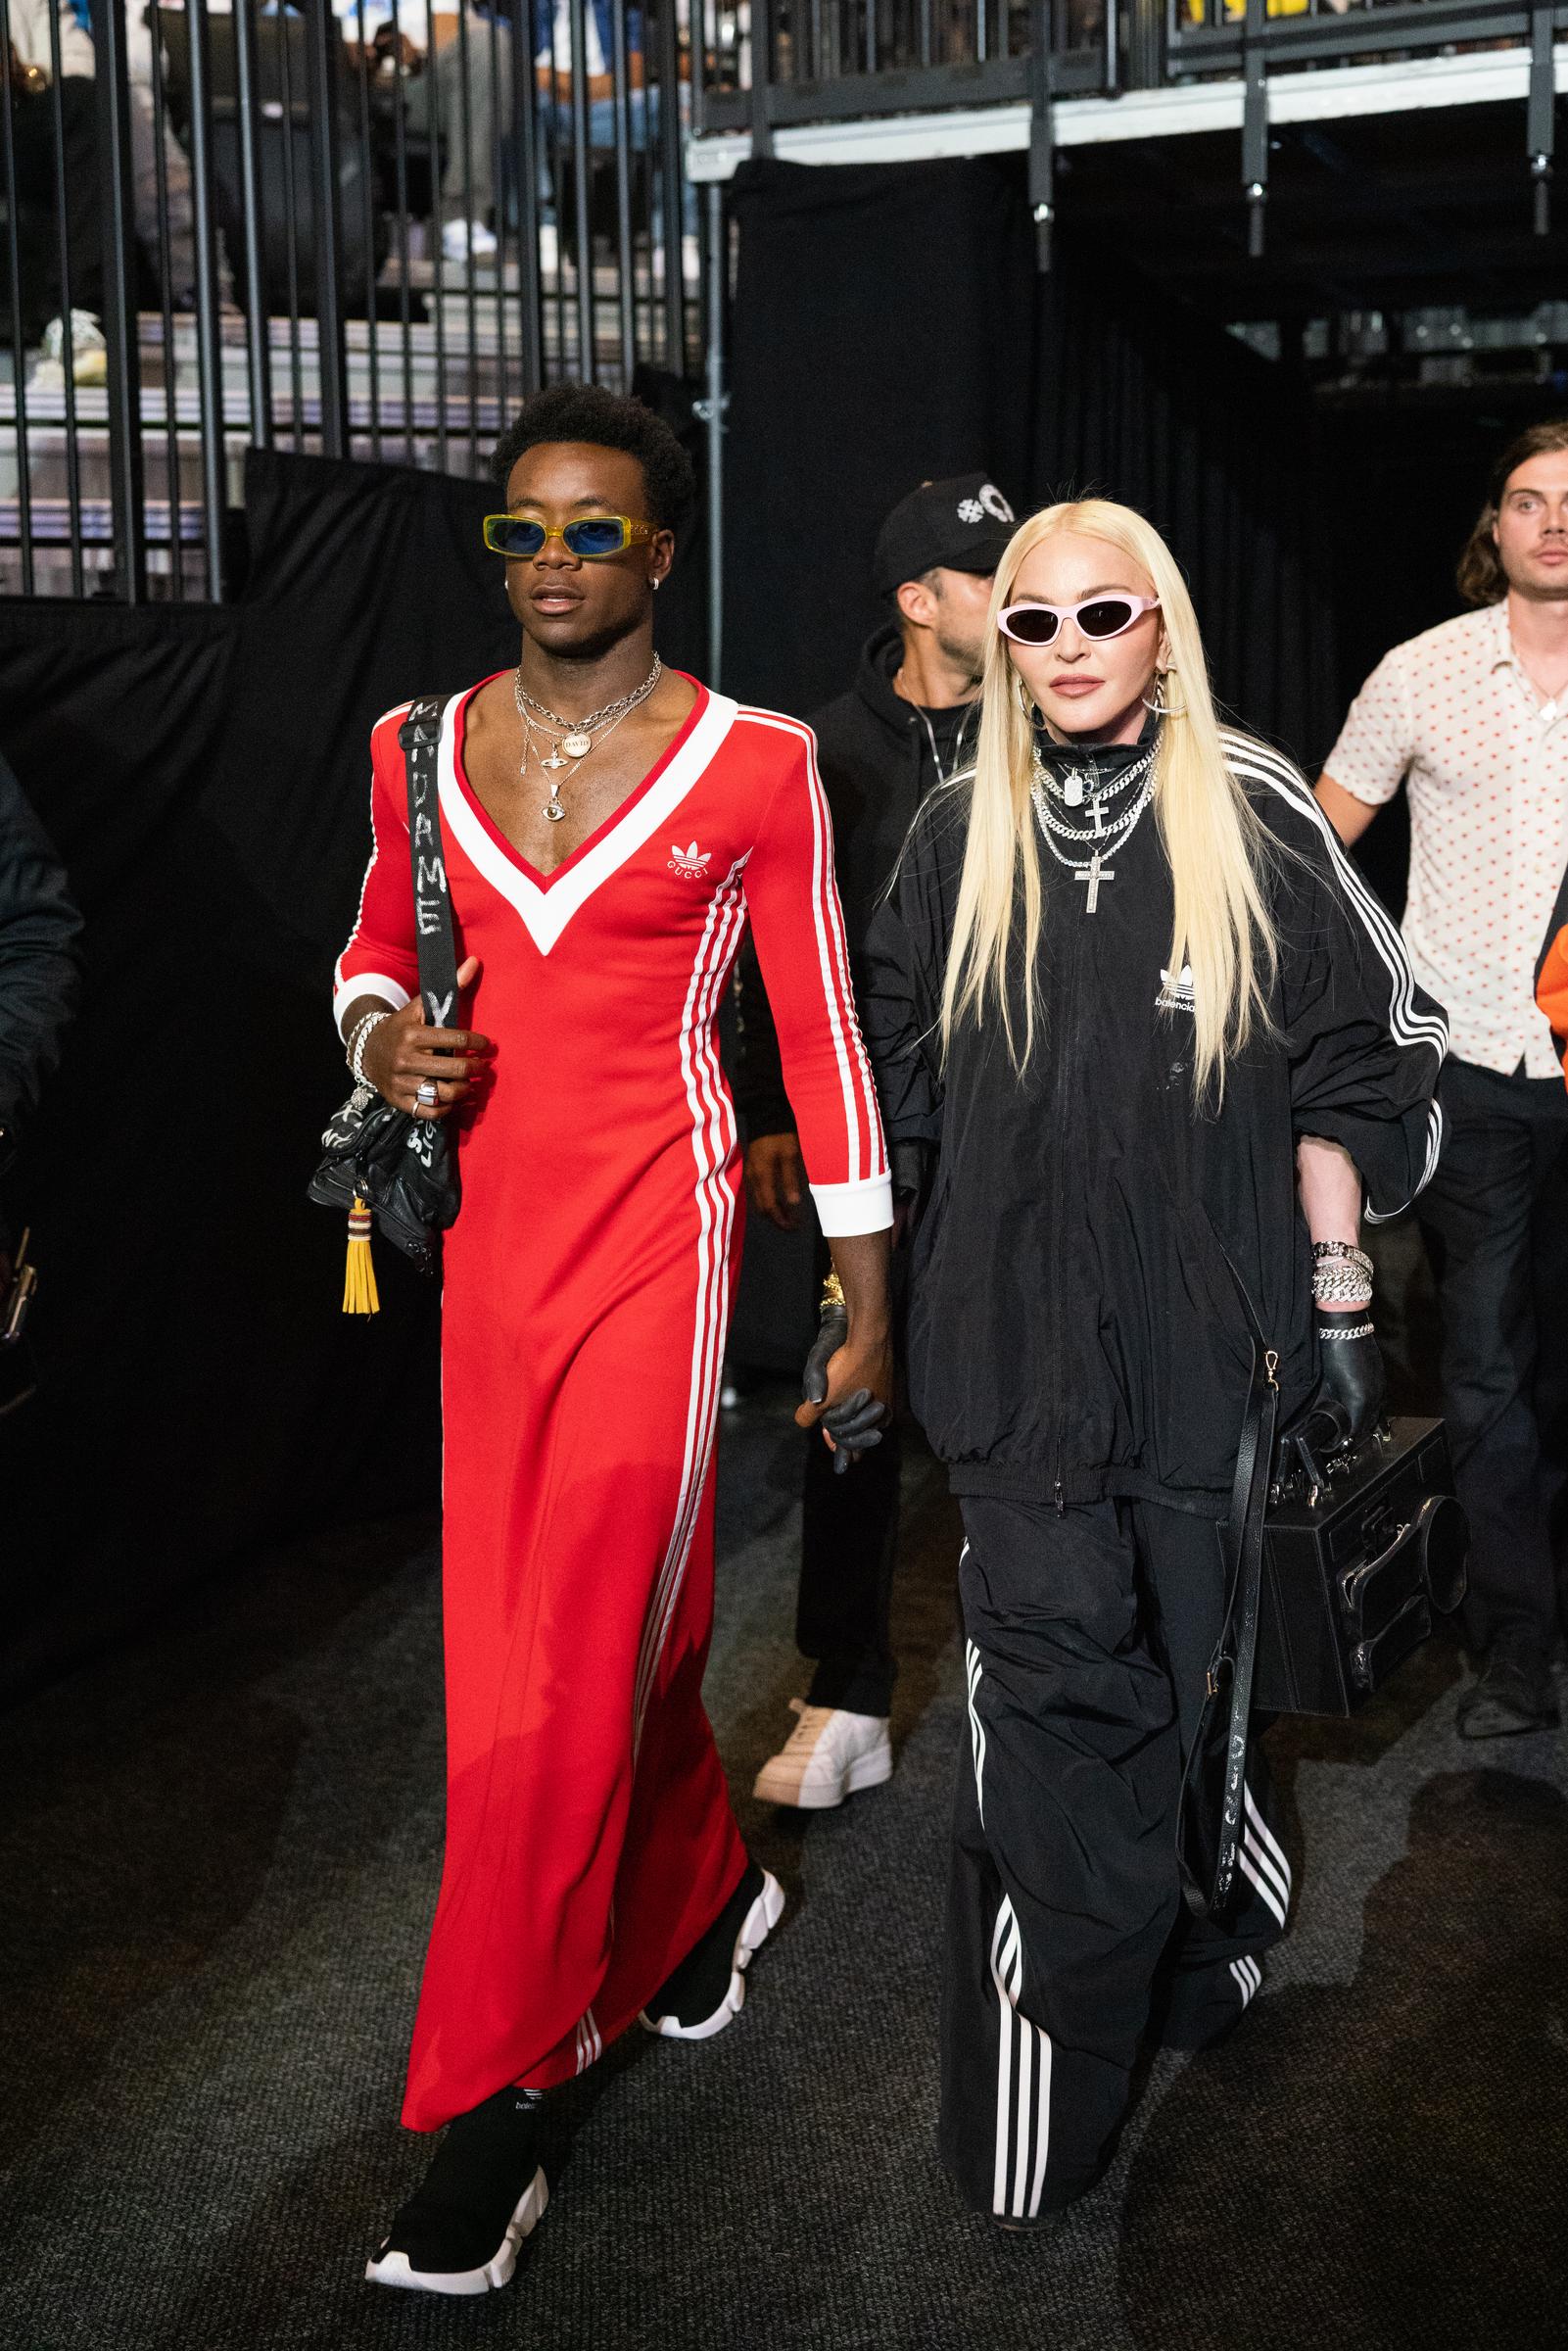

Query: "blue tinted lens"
left=487, top=517, right=546, bottom=556
left=565, top=517, right=629, bottom=556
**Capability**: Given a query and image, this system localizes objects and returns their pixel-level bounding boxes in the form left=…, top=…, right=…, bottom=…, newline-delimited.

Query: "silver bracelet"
left=1318, top=1320, right=1374, bottom=1341
left=1311, top=1240, right=1373, bottom=1279
left=1312, top=1267, right=1373, bottom=1305
left=348, top=1009, right=390, bottom=1086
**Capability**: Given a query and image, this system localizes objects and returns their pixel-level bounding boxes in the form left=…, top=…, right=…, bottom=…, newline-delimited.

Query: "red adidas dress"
left=335, top=674, right=891, bottom=2129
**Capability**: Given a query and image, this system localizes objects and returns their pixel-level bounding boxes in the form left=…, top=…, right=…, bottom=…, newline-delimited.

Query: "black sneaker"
left=1456, top=1642, right=1560, bottom=1740
left=365, top=2085, right=547, bottom=2296
left=640, top=1862, right=784, bottom=2040
left=994, top=2210, right=1069, bottom=2237
left=1156, top=1948, right=1265, bottom=2052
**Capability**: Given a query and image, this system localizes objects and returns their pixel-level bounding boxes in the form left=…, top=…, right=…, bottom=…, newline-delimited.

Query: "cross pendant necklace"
left=1076, top=851, right=1113, bottom=914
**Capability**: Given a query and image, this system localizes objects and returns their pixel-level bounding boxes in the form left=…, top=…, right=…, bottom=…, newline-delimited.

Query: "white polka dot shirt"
left=1325, top=600, right=1568, bottom=1079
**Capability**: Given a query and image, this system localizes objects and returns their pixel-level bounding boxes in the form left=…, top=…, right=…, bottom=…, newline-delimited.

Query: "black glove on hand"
left=802, top=1298, right=887, bottom=1476
left=1312, top=1302, right=1386, bottom=1448
left=890, top=1137, right=930, bottom=1206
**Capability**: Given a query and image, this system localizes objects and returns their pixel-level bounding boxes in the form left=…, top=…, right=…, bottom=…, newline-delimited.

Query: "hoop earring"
left=652, top=575, right=662, bottom=593
left=1142, top=668, right=1187, bottom=719
left=1012, top=671, right=1036, bottom=721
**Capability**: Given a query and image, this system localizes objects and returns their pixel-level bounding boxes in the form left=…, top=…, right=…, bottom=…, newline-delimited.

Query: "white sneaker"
left=442, top=217, right=497, bottom=264
left=29, top=309, right=108, bottom=392
left=751, top=1700, right=893, bottom=1810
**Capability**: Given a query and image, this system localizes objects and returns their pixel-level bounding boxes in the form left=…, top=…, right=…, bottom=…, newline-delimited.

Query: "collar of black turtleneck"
left=1032, top=707, right=1161, bottom=778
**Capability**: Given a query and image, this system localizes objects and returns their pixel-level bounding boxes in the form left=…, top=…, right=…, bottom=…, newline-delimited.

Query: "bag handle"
left=1177, top=1253, right=1280, bottom=1920
left=399, top=696, right=461, bottom=1028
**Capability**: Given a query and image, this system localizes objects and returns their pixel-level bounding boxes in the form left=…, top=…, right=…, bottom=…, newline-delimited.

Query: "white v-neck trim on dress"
left=438, top=689, right=738, bottom=956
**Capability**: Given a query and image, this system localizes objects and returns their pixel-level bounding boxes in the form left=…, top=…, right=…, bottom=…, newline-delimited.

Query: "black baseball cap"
left=873, top=473, right=1019, bottom=598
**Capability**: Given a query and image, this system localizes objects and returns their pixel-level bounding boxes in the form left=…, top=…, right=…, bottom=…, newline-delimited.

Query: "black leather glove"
left=1312, top=1302, right=1386, bottom=1448
left=802, top=1296, right=887, bottom=1475
left=890, top=1137, right=930, bottom=1206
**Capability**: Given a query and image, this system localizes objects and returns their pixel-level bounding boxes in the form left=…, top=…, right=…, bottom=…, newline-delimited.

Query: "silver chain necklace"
left=514, top=655, right=663, bottom=822
left=1029, top=758, right=1158, bottom=916
left=1034, top=742, right=1157, bottom=840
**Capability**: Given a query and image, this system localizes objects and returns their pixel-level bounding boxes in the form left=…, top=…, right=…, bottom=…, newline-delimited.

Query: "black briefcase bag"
left=1253, top=1415, right=1469, bottom=1718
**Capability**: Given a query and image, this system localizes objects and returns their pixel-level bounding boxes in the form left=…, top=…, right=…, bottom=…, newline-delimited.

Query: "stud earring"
left=652, top=575, right=662, bottom=593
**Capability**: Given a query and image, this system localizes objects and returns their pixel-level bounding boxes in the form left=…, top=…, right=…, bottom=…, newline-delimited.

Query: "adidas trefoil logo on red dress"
left=668, top=842, right=712, bottom=879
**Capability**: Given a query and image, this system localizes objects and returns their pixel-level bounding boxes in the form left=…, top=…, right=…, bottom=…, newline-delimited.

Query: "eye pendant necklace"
left=514, top=656, right=663, bottom=821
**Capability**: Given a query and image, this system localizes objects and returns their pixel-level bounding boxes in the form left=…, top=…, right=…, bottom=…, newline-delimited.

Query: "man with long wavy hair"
left=1317, top=422, right=1568, bottom=1739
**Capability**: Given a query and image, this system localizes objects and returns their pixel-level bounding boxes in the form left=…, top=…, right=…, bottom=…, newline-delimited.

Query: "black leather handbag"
left=1253, top=1415, right=1468, bottom=1716
left=1176, top=1275, right=1468, bottom=1922
left=308, top=696, right=462, bottom=1292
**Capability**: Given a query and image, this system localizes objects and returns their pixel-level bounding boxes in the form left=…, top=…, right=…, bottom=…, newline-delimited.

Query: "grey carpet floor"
left=2, top=1383, right=1566, bottom=2351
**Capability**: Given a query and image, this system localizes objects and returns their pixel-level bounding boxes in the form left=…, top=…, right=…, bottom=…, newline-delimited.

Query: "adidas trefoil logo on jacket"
left=1157, top=964, right=1195, bottom=1014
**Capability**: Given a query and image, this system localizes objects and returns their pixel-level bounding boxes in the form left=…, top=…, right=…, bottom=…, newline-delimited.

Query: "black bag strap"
left=1177, top=1258, right=1281, bottom=1921
left=399, top=696, right=460, bottom=1028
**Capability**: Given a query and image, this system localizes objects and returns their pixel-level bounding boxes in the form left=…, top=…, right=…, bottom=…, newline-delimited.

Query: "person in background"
left=372, top=1, right=512, bottom=265
left=739, top=474, right=1016, bottom=1810
left=10, top=0, right=233, bottom=384
left=8, top=0, right=104, bottom=380
left=1316, top=420, right=1568, bottom=1739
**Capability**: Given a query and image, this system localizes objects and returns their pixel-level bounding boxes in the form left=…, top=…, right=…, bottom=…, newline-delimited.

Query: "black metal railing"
left=692, top=0, right=1564, bottom=262
left=6, top=0, right=1565, bottom=600
left=2, top=0, right=706, bottom=600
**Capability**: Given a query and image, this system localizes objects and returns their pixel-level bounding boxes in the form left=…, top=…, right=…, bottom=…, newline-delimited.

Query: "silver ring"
left=416, top=1080, right=439, bottom=1107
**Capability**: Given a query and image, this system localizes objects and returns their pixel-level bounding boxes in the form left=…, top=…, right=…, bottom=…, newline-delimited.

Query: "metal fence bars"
left=692, top=0, right=1568, bottom=263
left=1, top=0, right=705, bottom=600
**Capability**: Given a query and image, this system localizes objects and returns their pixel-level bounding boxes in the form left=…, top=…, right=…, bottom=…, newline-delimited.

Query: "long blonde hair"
left=939, top=499, right=1278, bottom=1100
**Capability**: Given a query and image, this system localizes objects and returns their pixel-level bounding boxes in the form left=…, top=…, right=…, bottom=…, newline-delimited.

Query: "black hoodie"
left=735, top=622, right=977, bottom=1137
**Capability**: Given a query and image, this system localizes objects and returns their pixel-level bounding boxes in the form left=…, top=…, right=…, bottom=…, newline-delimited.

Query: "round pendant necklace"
left=514, top=656, right=663, bottom=820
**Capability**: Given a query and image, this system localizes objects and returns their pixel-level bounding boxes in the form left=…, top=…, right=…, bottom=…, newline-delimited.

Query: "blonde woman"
left=863, top=500, right=1447, bottom=2229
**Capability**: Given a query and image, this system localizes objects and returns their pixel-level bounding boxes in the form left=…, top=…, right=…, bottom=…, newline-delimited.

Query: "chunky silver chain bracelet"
left=1313, top=1266, right=1373, bottom=1304
left=1319, top=1320, right=1374, bottom=1341
left=347, top=1009, right=390, bottom=1087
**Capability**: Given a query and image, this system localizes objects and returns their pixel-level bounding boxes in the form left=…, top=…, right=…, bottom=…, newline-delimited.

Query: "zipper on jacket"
left=1046, top=901, right=1084, bottom=1512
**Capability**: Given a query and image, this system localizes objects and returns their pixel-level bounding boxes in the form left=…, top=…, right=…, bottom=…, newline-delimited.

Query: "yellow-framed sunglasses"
left=481, top=512, right=657, bottom=559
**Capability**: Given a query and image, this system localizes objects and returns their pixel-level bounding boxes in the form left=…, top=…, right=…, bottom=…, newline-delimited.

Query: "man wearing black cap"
left=738, top=472, right=1017, bottom=1810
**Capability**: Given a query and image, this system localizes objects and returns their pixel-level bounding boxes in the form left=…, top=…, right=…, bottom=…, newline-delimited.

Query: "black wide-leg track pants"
left=940, top=1495, right=1291, bottom=2223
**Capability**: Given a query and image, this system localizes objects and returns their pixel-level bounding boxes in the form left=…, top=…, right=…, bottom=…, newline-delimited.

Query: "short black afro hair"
left=490, top=382, right=696, bottom=535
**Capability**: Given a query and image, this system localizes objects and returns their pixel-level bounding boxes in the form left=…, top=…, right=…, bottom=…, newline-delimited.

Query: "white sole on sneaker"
left=364, top=2166, right=548, bottom=2296
left=639, top=1870, right=785, bottom=2040
left=753, top=1737, right=894, bottom=1811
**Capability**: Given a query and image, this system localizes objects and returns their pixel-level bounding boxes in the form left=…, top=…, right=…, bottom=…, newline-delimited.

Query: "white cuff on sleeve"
left=333, top=971, right=412, bottom=1035
left=810, top=1173, right=894, bottom=1236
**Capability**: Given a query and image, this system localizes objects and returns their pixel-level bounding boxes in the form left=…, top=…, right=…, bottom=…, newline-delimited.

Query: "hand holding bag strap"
left=399, top=696, right=460, bottom=1025
left=1177, top=1262, right=1281, bottom=1920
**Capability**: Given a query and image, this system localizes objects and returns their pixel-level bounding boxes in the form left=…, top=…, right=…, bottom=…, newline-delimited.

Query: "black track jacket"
left=862, top=728, right=1449, bottom=1516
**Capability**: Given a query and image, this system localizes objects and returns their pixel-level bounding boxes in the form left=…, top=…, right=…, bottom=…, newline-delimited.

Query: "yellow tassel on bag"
left=343, top=1195, right=380, bottom=1316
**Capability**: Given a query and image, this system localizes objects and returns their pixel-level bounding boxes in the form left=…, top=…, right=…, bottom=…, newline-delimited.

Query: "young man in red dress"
left=335, top=383, right=893, bottom=2295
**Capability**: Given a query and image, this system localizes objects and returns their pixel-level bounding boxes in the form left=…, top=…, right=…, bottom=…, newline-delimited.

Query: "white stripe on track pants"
left=940, top=1494, right=1290, bottom=2222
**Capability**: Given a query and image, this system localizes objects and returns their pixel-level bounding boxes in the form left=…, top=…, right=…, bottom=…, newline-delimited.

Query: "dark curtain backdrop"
left=723, top=157, right=1338, bottom=768
left=0, top=444, right=704, bottom=1699
left=721, top=156, right=1355, bottom=1369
